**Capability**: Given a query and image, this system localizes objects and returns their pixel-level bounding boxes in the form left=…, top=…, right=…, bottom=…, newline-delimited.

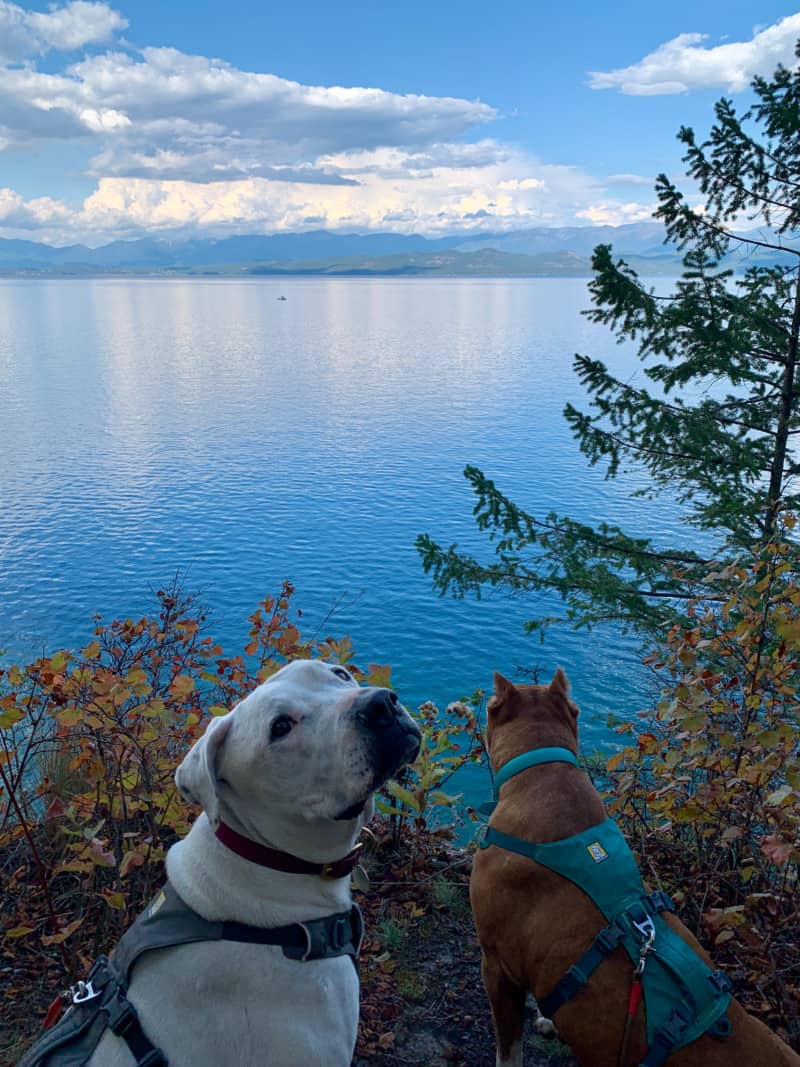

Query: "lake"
left=0, top=276, right=690, bottom=804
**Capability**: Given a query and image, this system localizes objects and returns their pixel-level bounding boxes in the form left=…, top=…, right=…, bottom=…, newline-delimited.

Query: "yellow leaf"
left=0, top=706, right=24, bottom=728
left=141, top=699, right=166, bottom=719
left=386, top=781, right=420, bottom=812
left=55, top=707, right=82, bottom=727
left=366, top=663, right=392, bottom=688
left=6, top=925, right=35, bottom=939
left=101, top=890, right=126, bottom=910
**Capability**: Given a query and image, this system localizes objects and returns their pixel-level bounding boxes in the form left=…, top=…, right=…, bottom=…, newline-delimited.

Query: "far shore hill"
left=0, top=223, right=791, bottom=277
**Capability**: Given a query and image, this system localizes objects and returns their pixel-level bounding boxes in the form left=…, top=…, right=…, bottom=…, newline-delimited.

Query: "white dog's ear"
left=175, top=713, right=233, bottom=829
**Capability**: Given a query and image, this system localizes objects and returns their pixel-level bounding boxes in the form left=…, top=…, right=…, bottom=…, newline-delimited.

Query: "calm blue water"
left=0, top=277, right=691, bottom=804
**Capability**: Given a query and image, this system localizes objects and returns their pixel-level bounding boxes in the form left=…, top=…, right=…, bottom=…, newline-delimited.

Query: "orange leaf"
left=169, top=674, right=195, bottom=701
left=42, top=917, right=83, bottom=946
left=119, top=850, right=145, bottom=878
left=761, top=834, right=793, bottom=866
left=366, top=663, right=392, bottom=689
left=606, top=749, right=627, bottom=772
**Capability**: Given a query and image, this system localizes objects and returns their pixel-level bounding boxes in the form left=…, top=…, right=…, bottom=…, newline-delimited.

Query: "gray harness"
left=18, top=882, right=363, bottom=1067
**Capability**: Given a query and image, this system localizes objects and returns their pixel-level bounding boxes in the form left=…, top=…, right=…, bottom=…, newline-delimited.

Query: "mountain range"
left=0, top=223, right=790, bottom=276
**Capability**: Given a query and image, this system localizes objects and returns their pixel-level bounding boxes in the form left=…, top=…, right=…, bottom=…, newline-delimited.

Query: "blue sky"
left=1, top=0, right=798, bottom=245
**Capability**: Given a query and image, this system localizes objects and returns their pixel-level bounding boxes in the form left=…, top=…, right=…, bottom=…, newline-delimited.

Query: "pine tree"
left=417, top=46, right=800, bottom=635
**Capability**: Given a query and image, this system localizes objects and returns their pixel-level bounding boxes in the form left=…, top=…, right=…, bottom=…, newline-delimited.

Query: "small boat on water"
left=277, top=295, right=287, bottom=301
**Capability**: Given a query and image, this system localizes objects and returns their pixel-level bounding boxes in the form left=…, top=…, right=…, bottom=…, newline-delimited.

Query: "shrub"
left=379, top=697, right=485, bottom=847
left=605, top=521, right=800, bottom=1043
left=0, top=579, right=428, bottom=1050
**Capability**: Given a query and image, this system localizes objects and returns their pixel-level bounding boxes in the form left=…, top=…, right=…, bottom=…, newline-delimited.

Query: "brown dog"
left=470, top=669, right=800, bottom=1067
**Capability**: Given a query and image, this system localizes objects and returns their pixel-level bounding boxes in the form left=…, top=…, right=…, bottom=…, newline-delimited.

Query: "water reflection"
left=0, top=277, right=692, bottom=769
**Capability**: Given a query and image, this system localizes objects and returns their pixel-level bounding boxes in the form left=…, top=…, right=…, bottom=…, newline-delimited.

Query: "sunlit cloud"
left=0, top=0, right=662, bottom=243
left=0, top=153, right=657, bottom=245
left=590, top=13, right=800, bottom=95
left=576, top=201, right=658, bottom=225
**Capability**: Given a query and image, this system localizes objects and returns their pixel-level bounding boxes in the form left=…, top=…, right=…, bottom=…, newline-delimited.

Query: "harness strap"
left=479, top=747, right=732, bottom=1064
left=19, top=886, right=365, bottom=1067
left=223, top=905, right=363, bottom=967
left=81, top=956, right=167, bottom=1067
left=115, top=883, right=363, bottom=977
left=538, top=893, right=675, bottom=1020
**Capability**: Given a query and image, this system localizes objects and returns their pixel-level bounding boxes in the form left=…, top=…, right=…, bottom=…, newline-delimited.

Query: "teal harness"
left=478, top=747, right=732, bottom=1067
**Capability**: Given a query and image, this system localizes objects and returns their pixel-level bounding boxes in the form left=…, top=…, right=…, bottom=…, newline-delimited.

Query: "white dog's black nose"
left=355, top=689, right=402, bottom=729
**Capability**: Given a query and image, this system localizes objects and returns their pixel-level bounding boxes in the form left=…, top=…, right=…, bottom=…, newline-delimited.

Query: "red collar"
left=215, top=821, right=362, bottom=880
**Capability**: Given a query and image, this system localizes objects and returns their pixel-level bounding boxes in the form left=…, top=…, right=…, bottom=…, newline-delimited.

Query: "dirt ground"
left=351, top=829, right=578, bottom=1067
left=353, top=873, right=577, bottom=1067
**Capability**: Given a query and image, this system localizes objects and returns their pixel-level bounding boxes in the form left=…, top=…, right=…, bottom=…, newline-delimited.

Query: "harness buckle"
left=647, top=890, right=675, bottom=915
left=71, top=979, right=101, bottom=1005
left=595, top=921, right=626, bottom=955
left=631, top=913, right=656, bottom=950
left=330, top=915, right=351, bottom=951
left=708, top=970, right=732, bottom=994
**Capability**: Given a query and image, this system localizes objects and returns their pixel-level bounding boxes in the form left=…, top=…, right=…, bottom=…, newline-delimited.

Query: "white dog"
left=22, top=659, right=421, bottom=1067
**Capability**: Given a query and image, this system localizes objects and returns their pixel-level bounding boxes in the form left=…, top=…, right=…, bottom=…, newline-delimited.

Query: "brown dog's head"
left=487, top=667, right=579, bottom=771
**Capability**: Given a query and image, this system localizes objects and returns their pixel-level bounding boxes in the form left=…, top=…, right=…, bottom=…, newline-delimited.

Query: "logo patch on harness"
left=147, top=890, right=167, bottom=918
left=587, top=842, right=609, bottom=863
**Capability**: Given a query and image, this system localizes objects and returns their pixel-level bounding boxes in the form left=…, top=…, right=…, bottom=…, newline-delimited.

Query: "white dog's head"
left=175, top=659, right=421, bottom=856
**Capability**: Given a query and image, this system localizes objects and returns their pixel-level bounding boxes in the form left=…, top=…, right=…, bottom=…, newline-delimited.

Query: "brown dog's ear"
left=490, top=671, right=519, bottom=725
left=549, top=667, right=579, bottom=721
left=493, top=671, right=516, bottom=701
left=549, top=667, right=570, bottom=698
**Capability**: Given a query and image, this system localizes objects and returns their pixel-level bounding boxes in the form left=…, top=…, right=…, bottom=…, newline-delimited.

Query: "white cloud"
left=0, top=2, right=659, bottom=242
left=590, top=13, right=800, bottom=95
left=0, top=187, right=71, bottom=228
left=0, top=0, right=125, bottom=62
left=0, top=35, right=496, bottom=180
left=0, top=151, right=657, bottom=245
left=27, top=1, right=126, bottom=52
left=576, top=201, right=657, bottom=225
left=605, top=173, right=654, bottom=187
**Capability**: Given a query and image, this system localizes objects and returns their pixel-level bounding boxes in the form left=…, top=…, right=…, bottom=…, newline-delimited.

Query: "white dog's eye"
left=270, top=715, right=293, bottom=741
left=332, top=667, right=353, bottom=683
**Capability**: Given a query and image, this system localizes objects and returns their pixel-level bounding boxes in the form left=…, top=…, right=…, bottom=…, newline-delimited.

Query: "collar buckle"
left=321, top=842, right=362, bottom=880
